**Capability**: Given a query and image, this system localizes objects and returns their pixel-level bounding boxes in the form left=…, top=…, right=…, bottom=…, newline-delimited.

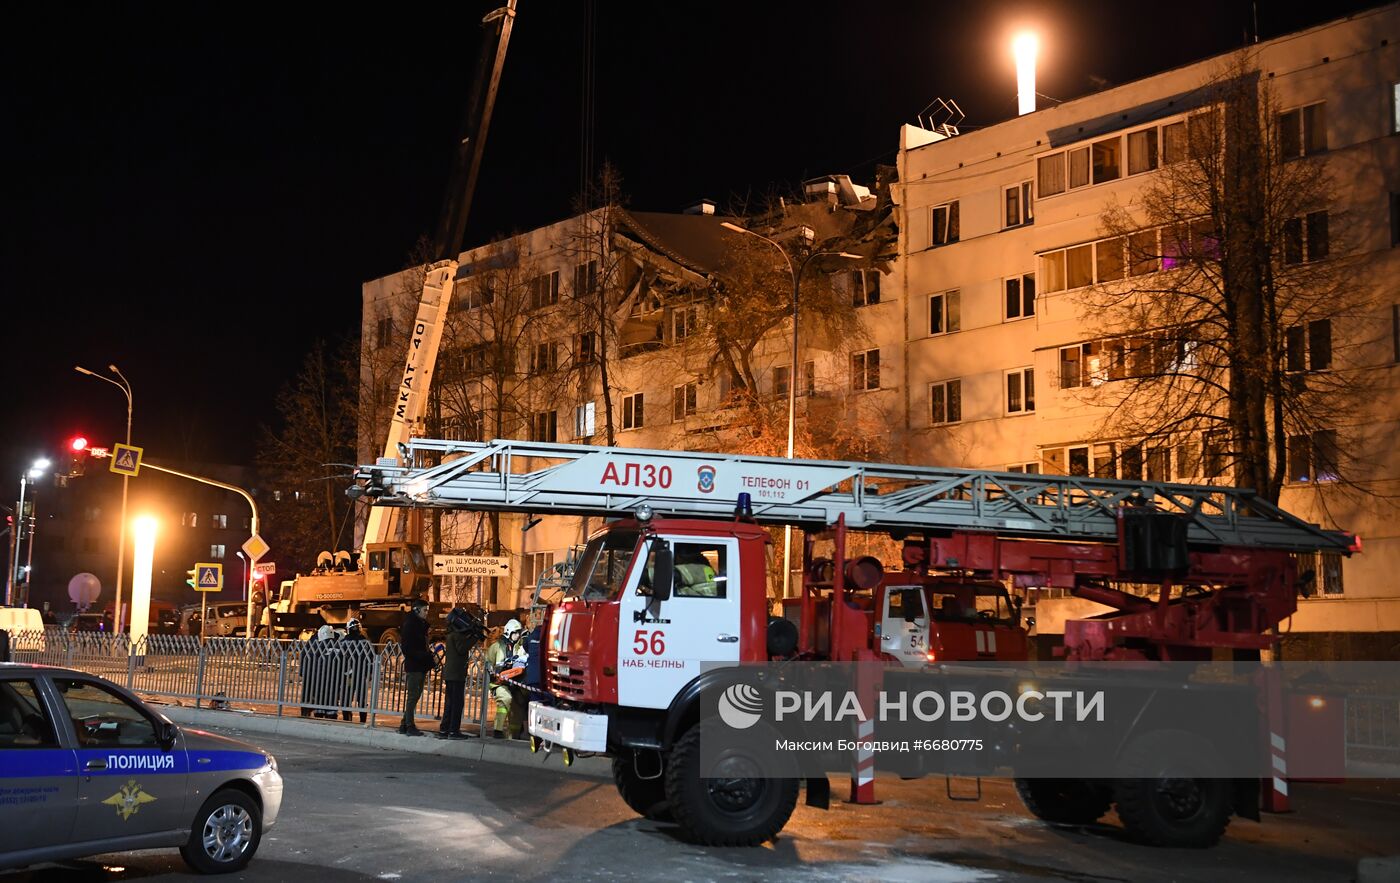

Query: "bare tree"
left=257, top=336, right=360, bottom=571
left=1075, top=52, right=1374, bottom=505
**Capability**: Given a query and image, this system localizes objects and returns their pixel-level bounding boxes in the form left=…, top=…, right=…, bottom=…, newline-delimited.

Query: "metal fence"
left=6, top=628, right=495, bottom=733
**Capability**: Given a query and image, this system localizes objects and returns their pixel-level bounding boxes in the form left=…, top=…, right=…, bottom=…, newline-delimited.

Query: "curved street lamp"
left=75, top=364, right=133, bottom=631
left=719, top=221, right=860, bottom=598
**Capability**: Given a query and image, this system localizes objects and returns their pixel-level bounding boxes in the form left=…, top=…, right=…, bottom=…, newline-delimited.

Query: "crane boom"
left=353, top=437, right=1353, bottom=554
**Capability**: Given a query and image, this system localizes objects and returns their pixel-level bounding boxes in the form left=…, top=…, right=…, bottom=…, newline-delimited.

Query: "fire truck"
left=350, top=437, right=1354, bottom=848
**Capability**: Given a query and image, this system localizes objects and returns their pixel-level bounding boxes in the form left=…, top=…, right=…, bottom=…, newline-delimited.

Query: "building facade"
left=361, top=7, right=1400, bottom=654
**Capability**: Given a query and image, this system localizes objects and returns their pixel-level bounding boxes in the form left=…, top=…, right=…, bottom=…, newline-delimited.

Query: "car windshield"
left=574, top=530, right=642, bottom=602
left=931, top=585, right=1016, bottom=624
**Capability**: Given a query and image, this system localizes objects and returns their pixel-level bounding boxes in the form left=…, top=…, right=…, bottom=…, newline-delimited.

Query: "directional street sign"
left=241, top=534, right=270, bottom=562
left=195, top=562, right=223, bottom=592
left=109, top=443, right=144, bottom=477
left=432, top=555, right=511, bottom=578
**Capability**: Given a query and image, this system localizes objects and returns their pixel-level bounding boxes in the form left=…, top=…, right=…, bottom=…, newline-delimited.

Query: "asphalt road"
left=7, top=728, right=1399, bottom=882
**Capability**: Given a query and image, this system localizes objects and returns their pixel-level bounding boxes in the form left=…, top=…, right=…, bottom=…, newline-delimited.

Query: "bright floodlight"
left=130, top=516, right=159, bottom=644
left=1013, top=32, right=1039, bottom=116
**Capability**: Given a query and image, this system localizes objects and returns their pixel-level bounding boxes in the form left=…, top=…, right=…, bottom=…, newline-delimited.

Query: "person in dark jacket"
left=437, top=608, right=478, bottom=739
left=398, top=598, right=435, bottom=736
left=340, top=617, right=372, bottom=723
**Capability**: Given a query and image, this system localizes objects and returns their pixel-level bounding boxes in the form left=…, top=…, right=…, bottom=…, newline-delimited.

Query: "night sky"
left=2, top=0, right=1382, bottom=481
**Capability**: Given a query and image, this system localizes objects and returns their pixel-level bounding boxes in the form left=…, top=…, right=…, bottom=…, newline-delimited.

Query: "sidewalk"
left=153, top=701, right=611, bottom=780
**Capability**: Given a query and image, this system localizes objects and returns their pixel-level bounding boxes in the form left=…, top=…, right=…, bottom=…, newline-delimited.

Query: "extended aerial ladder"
left=353, top=437, right=1354, bottom=659
left=355, top=437, right=1350, bottom=552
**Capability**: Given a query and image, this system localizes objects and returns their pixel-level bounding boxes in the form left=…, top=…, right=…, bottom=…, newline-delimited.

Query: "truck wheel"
left=1014, top=778, right=1113, bottom=824
left=378, top=628, right=400, bottom=646
left=613, top=753, right=672, bottom=821
left=663, top=720, right=798, bottom=846
left=180, top=788, right=262, bottom=874
left=1113, top=730, right=1232, bottom=848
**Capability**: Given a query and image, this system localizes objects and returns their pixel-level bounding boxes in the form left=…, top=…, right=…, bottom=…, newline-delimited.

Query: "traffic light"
left=185, top=568, right=198, bottom=589
left=66, top=436, right=90, bottom=477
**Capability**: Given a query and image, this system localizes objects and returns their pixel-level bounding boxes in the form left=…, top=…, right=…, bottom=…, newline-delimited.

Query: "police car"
left=0, top=662, right=283, bottom=873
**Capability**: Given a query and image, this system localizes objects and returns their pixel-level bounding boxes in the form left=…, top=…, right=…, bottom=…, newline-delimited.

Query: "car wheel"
left=1015, top=778, right=1114, bottom=824
left=663, top=720, right=798, bottom=846
left=180, top=788, right=262, bottom=874
left=613, top=752, right=673, bottom=821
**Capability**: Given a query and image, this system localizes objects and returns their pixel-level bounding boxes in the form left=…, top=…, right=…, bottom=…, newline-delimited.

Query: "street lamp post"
left=75, top=364, right=132, bottom=631
left=719, top=221, right=859, bottom=598
left=6, top=459, right=50, bottom=607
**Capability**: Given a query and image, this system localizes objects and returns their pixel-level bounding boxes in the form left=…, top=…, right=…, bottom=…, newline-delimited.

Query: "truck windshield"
left=574, top=529, right=642, bottom=602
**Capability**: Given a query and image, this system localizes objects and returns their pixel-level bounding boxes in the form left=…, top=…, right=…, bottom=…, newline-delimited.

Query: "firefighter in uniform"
left=486, top=618, right=527, bottom=739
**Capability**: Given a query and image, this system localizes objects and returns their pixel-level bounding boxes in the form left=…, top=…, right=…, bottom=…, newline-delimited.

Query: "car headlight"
left=264, top=754, right=278, bottom=773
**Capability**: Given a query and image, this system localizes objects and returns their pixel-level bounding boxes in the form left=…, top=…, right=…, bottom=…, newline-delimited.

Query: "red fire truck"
left=351, top=438, right=1354, bottom=848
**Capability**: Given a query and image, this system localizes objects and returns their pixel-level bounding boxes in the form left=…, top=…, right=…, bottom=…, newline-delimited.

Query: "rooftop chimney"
left=683, top=199, right=716, bottom=216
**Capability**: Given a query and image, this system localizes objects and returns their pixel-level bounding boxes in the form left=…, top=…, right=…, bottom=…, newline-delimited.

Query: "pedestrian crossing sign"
left=195, top=563, right=223, bottom=592
left=109, top=443, right=143, bottom=477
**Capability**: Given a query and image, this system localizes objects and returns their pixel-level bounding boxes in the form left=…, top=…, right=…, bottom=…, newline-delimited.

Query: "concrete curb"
left=1357, top=856, right=1400, bottom=883
left=155, top=704, right=611, bottom=780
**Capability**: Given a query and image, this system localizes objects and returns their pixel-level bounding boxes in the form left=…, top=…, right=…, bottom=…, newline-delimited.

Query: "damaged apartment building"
left=362, top=5, right=1399, bottom=657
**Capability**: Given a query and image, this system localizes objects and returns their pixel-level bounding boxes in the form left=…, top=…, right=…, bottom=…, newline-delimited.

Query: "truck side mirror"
left=651, top=540, right=674, bottom=602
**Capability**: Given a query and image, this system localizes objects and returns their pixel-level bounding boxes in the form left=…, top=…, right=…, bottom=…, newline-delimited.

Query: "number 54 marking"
left=632, top=629, right=666, bottom=655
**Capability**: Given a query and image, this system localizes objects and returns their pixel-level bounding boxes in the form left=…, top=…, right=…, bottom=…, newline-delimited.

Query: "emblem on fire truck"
left=697, top=464, right=716, bottom=494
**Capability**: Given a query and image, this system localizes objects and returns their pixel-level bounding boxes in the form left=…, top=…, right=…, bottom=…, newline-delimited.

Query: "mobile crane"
left=267, top=3, right=516, bottom=640
left=350, top=437, right=1355, bottom=847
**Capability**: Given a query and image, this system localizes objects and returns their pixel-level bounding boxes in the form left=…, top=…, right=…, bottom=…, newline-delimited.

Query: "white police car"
left=0, top=662, right=283, bottom=873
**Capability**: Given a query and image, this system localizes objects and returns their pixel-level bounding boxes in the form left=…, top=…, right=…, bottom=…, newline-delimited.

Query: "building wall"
left=895, top=5, right=1400, bottom=637
left=358, top=7, right=1400, bottom=637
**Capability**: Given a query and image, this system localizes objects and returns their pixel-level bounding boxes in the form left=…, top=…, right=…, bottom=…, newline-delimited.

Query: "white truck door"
left=617, top=535, right=741, bottom=709
left=880, top=585, right=929, bottom=668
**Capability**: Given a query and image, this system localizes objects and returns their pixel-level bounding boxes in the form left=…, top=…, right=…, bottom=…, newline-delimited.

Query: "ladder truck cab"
left=351, top=438, right=1355, bottom=849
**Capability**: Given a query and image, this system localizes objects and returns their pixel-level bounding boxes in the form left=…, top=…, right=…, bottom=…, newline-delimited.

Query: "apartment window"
left=529, top=341, right=559, bottom=375
left=672, top=382, right=697, bottom=421
left=1162, top=121, right=1187, bottom=165
left=1286, top=319, right=1332, bottom=372
left=461, top=278, right=494, bottom=310
left=1128, top=230, right=1158, bottom=276
left=1059, top=342, right=1107, bottom=388
left=521, top=551, right=556, bottom=593
left=1004, top=180, right=1033, bottom=228
left=1007, top=462, right=1041, bottom=474
left=1037, top=153, right=1065, bottom=197
left=802, top=360, right=816, bottom=396
left=1006, top=367, right=1035, bottom=414
left=1091, top=137, right=1121, bottom=184
left=1069, top=146, right=1090, bottom=189
left=850, top=269, right=881, bottom=306
left=1295, top=550, right=1344, bottom=595
left=529, top=271, right=560, bottom=309
left=1393, top=83, right=1400, bottom=133
left=531, top=410, right=558, bottom=443
left=1279, top=102, right=1327, bottom=159
left=773, top=365, right=790, bottom=397
left=576, top=331, right=598, bottom=365
left=1176, top=440, right=1200, bottom=479
left=929, top=379, right=961, bottom=425
left=574, top=402, right=595, bottom=438
left=931, top=201, right=960, bottom=246
left=929, top=290, right=961, bottom=335
left=1391, top=193, right=1400, bottom=247
left=1096, top=237, right=1125, bottom=282
left=1283, top=211, right=1329, bottom=264
left=211, top=514, right=227, bottom=529
left=1127, top=128, right=1159, bottom=175
left=83, top=506, right=103, bottom=523
left=672, top=306, right=697, bottom=342
left=1288, top=429, right=1339, bottom=483
left=375, top=317, right=394, bottom=349
left=1203, top=430, right=1230, bottom=479
left=210, top=544, right=226, bottom=559
left=851, top=349, right=880, bottom=391
left=573, top=260, right=597, bottom=297
left=1005, top=274, right=1036, bottom=320
left=622, top=393, right=644, bottom=430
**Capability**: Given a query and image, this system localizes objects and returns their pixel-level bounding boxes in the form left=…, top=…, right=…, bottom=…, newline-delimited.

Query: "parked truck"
left=351, top=438, right=1354, bottom=849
